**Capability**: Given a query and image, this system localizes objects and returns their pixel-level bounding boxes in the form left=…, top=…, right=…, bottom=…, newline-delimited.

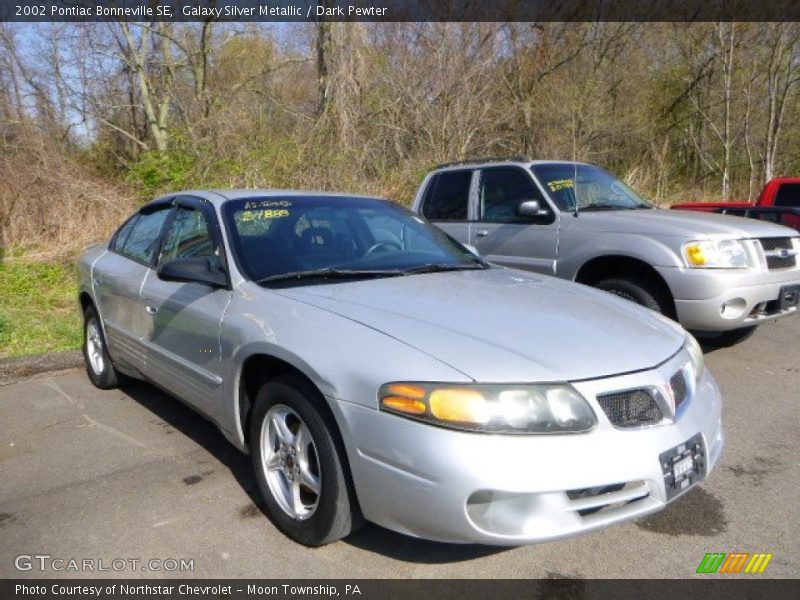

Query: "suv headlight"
left=378, top=382, right=596, bottom=434
left=682, top=239, right=749, bottom=268
left=684, top=334, right=705, bottom=384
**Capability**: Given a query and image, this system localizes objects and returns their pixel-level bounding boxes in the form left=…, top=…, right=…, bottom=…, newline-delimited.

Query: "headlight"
left=378, top=382, right=596, bottom=434
left=682, top=239, right=749, bottom=268
left=684, top=334, right=705, bottom=384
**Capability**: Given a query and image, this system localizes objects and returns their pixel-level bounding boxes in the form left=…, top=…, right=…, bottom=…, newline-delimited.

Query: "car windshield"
left=531, top=163, right=652, bottom=211
left=223, top=195, right=486, bottom=285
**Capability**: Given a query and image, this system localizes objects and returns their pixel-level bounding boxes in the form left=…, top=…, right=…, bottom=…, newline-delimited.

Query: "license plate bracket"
left=660, top=433, right=706, bottom=501
left=779, top=284, right=800, bottom=310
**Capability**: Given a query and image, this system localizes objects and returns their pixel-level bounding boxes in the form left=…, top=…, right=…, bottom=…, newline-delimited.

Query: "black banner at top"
left=4, top=0, right=800, bottom=23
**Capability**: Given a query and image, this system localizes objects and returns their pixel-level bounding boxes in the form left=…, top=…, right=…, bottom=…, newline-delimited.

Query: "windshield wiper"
left=580, top=203, right=635, bottom=211
left=257, top=268, right=404, bottom=285
left=401, top=263, right=488, bottom=275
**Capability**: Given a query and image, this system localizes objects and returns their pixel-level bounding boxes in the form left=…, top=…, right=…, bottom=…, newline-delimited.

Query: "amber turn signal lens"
left=429, top=389, right=489, bottom=424
left=685, top=244, right=706, bottom=266
left=386, top=383, right=426, bottom=399
left=381, top=396, right=427, bottom=415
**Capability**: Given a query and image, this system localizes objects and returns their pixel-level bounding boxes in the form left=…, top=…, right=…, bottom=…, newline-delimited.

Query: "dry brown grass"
left=0, top=123, right=138, bottom=263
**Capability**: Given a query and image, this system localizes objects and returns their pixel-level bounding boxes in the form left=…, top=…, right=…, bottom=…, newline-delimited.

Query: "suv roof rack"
left=434, top=155, right=531, bottom=169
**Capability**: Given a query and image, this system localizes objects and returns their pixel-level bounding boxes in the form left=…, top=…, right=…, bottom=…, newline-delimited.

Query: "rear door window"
left=119, top=209, right=170, bottom=265
left=110, top=214, right=139, bottom=253
left=421, top=170, right=472, bottom=220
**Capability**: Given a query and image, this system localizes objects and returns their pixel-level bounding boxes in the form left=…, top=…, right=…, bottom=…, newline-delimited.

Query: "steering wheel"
left=365, top=239, right=403, bottom=256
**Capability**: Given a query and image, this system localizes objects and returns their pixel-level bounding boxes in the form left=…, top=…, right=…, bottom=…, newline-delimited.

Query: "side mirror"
left=516, top=200, right=549, bottom=219
left=157, top=256, right=227, bottom=288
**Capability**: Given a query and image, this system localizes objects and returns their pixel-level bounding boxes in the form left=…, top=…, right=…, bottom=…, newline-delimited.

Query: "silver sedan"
left=76, top=190, right=724, bottom=546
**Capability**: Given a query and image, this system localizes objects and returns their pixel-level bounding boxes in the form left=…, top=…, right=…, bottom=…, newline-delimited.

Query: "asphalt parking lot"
left=1, top=318, right=798, bottom=579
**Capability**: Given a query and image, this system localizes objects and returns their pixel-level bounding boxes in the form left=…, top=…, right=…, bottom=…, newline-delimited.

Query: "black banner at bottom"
left=3, top=579, right=799, bottom=600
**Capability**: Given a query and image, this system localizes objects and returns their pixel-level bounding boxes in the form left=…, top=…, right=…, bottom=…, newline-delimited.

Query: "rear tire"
left=594, top=277, right=673, bottom=316
left=249, top=374, right=362, bottom=546
left=695, top=326, right=757, bottom=348
left=82, top=305, right=121, bottom=390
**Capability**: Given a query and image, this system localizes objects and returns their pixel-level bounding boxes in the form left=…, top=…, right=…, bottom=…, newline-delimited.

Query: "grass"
left=0, top=260, right=82, bottom=358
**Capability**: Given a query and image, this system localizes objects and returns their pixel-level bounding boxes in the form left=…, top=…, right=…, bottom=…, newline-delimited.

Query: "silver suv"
left=413, top=158, right=800, bottom=345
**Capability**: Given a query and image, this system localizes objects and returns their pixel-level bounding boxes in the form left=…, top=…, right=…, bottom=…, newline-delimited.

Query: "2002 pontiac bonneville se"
left=77, top=190, right=724, bottom=546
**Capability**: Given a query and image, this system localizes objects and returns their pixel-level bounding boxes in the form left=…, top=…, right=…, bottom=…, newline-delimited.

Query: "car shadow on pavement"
left=120, top=380, right=508, bottom=563
left=344, top=525, right=507, bottom=563
left=120, top=380, right=258, bottom=493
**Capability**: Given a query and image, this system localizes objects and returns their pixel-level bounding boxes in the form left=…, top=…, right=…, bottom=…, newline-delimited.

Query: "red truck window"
left=774, top=183, right=800, bottom=208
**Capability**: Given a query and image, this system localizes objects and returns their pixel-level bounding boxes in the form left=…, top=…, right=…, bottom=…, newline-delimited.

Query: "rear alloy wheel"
left=250, top=375, right=362, bottom=546
left=82, top=306, right=121, bottom=389
left=594, top=277, right=673, bottom=316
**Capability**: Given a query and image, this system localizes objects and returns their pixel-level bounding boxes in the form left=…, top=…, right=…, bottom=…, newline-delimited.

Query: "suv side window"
left=421, top=170, right=472, bottom=220
left=119, top=209, right=170, bottom=265
left=479, top=167, right=546, bottom=223
left=159, top=206, right=216, bottom=264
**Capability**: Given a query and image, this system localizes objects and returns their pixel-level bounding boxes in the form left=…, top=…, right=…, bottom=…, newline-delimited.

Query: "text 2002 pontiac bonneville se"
left=77, top=191, right=723, bottom=546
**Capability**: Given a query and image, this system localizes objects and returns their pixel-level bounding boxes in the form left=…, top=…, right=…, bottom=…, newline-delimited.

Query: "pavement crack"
left=79, top=414, right=146, bottom=448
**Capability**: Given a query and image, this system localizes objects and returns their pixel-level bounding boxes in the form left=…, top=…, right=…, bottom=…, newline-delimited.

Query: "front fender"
left=557, top=232, right=683, bottom=281
left=216, top=285, right=470, bottom=450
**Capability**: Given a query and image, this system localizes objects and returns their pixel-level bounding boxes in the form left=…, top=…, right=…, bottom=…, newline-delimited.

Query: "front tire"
left=594, top=277, right=673, bottom=316
left=250, top=374, right=361, bottom=546
left=82, top=305, right=121, bottom=389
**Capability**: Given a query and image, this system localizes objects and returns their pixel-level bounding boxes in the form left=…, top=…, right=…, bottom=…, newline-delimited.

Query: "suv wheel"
left=250, top=374, right=362, bottom=546
left=594, top=277, right=672, bottom=316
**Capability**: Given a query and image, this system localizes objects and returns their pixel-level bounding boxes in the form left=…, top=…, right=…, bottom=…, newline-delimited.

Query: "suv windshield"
left=531, top=163, right=652, bottom=211
left=223, top=195, right=486, bottom=285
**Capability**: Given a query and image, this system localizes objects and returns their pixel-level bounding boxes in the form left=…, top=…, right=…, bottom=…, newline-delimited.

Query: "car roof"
left=431, top=159, right=593, bottom=172
left=145, top=189, right=388, bottom=210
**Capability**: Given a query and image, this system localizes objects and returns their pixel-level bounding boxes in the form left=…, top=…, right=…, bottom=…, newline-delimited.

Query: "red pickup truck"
left=672, top=178, right=800, bottom=231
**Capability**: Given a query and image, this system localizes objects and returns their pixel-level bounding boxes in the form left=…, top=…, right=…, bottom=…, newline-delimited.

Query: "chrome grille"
left=597, top=389, right=663, bottom=428
left=759, top=237, right=796, bottom=270
left=670, top=370, right=688, bottom=410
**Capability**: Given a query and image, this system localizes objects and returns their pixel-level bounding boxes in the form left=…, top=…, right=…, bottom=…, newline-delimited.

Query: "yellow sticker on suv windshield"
left=547, top=179, right=575, bottom=192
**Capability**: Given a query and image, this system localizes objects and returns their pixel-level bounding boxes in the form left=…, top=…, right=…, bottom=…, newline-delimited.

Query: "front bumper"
left=656, top=265, right=800, bottom=331
left=331, top=352, right=724, bottom=545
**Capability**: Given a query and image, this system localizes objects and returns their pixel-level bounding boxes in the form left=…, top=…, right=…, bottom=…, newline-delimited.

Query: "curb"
left=0, top=349, right=83, bottom=385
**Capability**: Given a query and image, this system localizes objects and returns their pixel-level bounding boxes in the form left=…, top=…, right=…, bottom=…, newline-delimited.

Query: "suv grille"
left=759, top=237, right=796, bottom=270
left=759, top=237, right=792, bottom=251
left=670, top=370, right=688, bottom=410
left=597, top=389, right=663, bottom=428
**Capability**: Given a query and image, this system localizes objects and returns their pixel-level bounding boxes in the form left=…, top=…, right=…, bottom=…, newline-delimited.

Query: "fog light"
left=719, top=298, right=746, bottom=319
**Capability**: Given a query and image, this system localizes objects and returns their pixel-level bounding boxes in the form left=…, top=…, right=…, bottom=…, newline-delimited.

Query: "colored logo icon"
left=696, top=552, right=773, bottom=574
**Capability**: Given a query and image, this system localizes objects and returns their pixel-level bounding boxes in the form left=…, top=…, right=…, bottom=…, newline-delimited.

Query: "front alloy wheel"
left=250, top=374, right=362, bottom=546
left=260, top=404, right=322, bottom=520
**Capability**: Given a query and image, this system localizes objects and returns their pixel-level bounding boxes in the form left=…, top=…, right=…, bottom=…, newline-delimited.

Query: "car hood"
left=564, top=208, right=798, bottom=238
left=274, top=268, right=685, bottom=382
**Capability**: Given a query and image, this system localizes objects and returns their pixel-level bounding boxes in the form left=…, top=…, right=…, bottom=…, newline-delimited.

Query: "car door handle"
left=145, top=304, right=159, bottom=315
left=475, top=229, right=489, bottom=238
left=93, top=276, right=104, bottom=286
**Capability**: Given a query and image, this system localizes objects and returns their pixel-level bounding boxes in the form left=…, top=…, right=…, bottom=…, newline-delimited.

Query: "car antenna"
left=572, top=143, right=580, bottom=218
